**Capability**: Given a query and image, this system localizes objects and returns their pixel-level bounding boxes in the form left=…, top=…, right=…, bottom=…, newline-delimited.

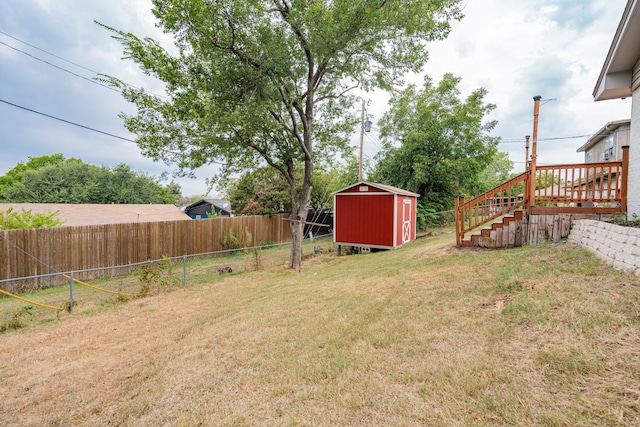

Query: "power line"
left=0, top=40, right=120, bottom=93
left=0, top=97, right=230, bottom=168
left=539, top=134, right=592, bottom=141
left=0, top=30, right=100, bottom=75
left=0, top=98, right=137, bottom=143
left=498, top=133, right=613, bottom=144
left=0, top=30, right=169, bottom=100
left=364, top=132, right=383, bottom=150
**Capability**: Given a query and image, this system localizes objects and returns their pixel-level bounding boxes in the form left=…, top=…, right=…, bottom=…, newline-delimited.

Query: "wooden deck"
left=455, top=146, right=629, bottom=248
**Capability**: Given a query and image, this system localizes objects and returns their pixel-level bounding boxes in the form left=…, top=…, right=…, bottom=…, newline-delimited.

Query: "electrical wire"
left=499, top=133, right=613, bottom=143
left=0, top=98, right=137, bottom=143
left=0, top=30, right=99, bottom=74
left=0, top=98, right=236, bottom=169
left=0, top=40, right=120, bottom=93
left=0, top=98, right=235, bottom=171
left=0, top=30, right=169, bottom=100
left=364, top=132, right=383, bottom=150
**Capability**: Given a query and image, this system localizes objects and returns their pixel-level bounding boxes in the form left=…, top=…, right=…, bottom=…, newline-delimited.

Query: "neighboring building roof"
left=183, top=199, right=232, bottom=215
left=576, top=119, right=631, bottom=152
left=332, top=181, right=420, bottom=197
left=0, top=203, right=189, bottom=227
left=593, top=0, right=640, bottom=101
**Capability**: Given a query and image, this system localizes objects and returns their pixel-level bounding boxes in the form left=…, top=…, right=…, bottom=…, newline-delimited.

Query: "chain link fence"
left=0, top=236, right=334, bottom=331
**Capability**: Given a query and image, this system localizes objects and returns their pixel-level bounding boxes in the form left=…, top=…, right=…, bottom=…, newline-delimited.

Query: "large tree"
left=467, top=151, right=515, bottom=197
left=372, top=73, right=499, bottom=212
left=100, top=0, right=462, bottom=270
left=1, top=158, right=178, bottom=204
left=225, top=161, right=356, bottom=215
left=225, top=166, right=292, bottom=215
left=0, top=154, right=66, bottom=194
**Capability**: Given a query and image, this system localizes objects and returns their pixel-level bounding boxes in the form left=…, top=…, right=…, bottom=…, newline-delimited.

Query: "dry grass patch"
left=1, top=233, right=639, bottom=426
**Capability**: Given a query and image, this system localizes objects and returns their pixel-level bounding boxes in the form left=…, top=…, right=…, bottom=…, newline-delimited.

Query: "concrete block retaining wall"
left=568, top=219, right=640, bottom=275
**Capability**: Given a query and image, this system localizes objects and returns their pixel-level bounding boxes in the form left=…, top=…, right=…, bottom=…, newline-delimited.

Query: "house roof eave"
left=593, top=0, right=640, bottom=101
left=576, top=118, right=631, bottom=152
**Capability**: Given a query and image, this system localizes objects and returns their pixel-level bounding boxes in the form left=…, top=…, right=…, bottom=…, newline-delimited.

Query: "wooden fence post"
left=454, top=194, right=465, bottom=247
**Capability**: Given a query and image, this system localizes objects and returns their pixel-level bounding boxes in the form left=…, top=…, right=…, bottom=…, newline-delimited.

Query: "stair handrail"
left=455, top=171, right=529, bottom=246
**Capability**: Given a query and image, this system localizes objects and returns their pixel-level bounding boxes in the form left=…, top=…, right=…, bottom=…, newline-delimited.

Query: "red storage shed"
left=332, top=181, right=419, bottom=251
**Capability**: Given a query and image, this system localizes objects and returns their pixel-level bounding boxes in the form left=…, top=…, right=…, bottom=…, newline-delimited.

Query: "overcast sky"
left=0, top=0, right=633, bottom=198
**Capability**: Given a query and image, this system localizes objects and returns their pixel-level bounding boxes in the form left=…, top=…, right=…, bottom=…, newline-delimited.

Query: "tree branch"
left=230, top=126, right=288, bottom=179
left=315, top=83, right=360, bottom=103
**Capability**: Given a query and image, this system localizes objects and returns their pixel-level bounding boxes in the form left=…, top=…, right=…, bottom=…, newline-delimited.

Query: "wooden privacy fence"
left=0, top=214, right=292, bottom=292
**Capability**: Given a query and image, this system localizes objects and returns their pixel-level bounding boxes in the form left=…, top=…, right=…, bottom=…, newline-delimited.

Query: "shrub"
left=0, top=207, right=64, bottom=230
left=220, top=226, right=252, bottom=251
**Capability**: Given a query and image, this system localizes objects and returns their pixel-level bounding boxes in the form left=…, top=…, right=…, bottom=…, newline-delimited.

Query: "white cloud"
left=0, top=0, right=633, bottom=197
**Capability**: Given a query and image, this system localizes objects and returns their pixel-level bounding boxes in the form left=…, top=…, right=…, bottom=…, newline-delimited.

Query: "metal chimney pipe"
left=528, top=96, right=542, bottom=208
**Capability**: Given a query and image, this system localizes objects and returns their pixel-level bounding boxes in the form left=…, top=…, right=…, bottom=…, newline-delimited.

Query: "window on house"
left=585, top=150, right=593, bottom=162
left=602, top=135, right=614, bottom=160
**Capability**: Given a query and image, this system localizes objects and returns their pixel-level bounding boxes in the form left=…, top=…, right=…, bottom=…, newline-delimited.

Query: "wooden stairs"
left=461, top=210, right=526, bottom=248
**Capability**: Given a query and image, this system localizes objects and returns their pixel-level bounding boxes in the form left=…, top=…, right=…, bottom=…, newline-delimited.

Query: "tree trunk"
left=289, top=78, right=315, bottom=271
left=288, top=161, right=313, bottom=271
left=289, top=212, right=305, bottom=271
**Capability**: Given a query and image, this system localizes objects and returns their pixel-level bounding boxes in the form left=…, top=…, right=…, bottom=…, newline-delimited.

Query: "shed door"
left=402, top=199, right=412, bottom=244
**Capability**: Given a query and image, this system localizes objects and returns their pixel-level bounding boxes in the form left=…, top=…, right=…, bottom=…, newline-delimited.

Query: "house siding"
left=588, top=124, right=630, bottom=162
left=633, top=57, right=640, bottom=92
left=630, top=62, right=640, bottom=217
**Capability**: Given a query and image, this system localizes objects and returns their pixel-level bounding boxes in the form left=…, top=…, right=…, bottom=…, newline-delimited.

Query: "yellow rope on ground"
left=0, top=288, right=64, bottom=311
left=61, top=274, right=137, bottom=297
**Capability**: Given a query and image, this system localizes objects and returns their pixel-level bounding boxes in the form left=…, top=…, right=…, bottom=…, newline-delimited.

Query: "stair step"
left=463, top=211, right=526, bottom=248
left=460, top=238, right=475, bottom=247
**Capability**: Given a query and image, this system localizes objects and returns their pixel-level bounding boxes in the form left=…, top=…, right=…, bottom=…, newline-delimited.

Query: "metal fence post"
left=254, top=248, right=259, bottom=271
left=68, top=272, right=75, bottom=313
left=183, top=255, right=187, bottom=286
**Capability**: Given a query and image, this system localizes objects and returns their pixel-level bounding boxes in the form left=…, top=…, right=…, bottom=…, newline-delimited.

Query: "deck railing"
left=454, top=171, right=528, bottom=246
left=455, top=146, right=629, bottom=246
left=531, top=160, right=626, bottom=212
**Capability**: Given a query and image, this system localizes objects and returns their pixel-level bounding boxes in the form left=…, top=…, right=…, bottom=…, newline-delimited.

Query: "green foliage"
left=0, top=154, right=66, bottom=194
left=0, top=306, right=35, bottom=332
left=224, top=163, right=352, bottom=214
left=165, top=180, right=183, bottom=204
left=466, top=151, right=516, bottom=196
left=97, top=0, right=462, bottom=269
left=372, top=74, right=499, bottom=212
left=225, top=167, right=291, bottom=215
left=311, top=161, right=360, bottom=210
left=0, top=207, right=64, bottom=230
left=138, top=256, right=182, bottom=296
left=610, top=212, right=640, bottom=228
left=220, top=227, right=252, bottom=251
left=0, top=157, right=177, bottom=204
left=415, top=199, right=454, bottom=230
